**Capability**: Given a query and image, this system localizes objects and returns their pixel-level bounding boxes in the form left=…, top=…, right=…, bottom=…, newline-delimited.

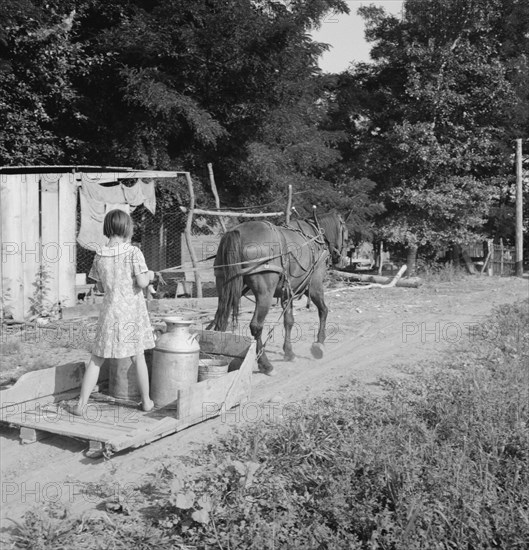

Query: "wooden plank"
left=0, top=362, right=86, bottom=416
left=21, top=173, right=41, bottom=321
left=58, top=174, right=77, bottom=309
left=1, top=389, right=80, bottom=423
left=111, top=416, right=179, bottom=451
left=20, top=426, right=53, bottom=444
left=40, top=174, right=61, bottom=308
left=198, top=330, right=252, bottom=358
left=0, top=174, right=24, bottom=321
left=177, top=341, right=255, bottom=423
left=11, top=411, right=141, bottom=442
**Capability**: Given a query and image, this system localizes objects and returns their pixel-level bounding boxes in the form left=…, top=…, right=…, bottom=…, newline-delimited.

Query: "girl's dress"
left=88, top=243, right=155, bottom=358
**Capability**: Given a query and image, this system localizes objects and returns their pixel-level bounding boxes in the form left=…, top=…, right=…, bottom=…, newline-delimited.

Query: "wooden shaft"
left=179, top=206, right=284, bottom=218
left=285, top=184, right=293, bottom=224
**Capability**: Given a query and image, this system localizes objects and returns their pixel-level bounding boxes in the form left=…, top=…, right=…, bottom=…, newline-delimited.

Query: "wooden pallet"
left=0, top=331, right=255, bottom=456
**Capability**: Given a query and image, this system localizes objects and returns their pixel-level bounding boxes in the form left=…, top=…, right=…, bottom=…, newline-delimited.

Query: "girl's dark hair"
left=103, top=209, right=133, bottom=239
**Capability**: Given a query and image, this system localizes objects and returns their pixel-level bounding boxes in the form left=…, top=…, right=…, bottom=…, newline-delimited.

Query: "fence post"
left=515, top=138, right=523, bottom=276
left=207, top=163, right=227, bottom=233
left=500, top=238, right=504, bottom=277
left=184, top=172, right=202, bottom=298
left=285, top=184, right=293, bottom=224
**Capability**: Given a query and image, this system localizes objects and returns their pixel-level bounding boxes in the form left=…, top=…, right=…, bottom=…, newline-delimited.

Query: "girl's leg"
left=70, top=354, right=105, bottom=415
left=131, top=352, right=154, bottom=411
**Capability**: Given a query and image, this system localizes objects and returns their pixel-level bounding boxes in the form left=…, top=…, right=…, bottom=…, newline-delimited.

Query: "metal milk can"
left=151, top=317, right=200, bottom=408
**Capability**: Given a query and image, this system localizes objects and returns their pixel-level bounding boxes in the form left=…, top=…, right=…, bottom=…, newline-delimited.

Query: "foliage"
left=331, top=0, right=529, bottom=251
left=28, top=263, right=61, bottom=320
left=1, top=0, right=364, bottom=218
left=0, top=277, right=13, bottom=320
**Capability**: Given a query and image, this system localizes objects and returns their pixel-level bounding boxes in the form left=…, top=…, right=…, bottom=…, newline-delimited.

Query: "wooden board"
left=0, top=332, right=255, bottom=454
left=0, top=174, right=24, bottom=321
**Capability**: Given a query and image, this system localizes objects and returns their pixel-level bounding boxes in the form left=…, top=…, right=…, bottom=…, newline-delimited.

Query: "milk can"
left=151, top=317, right=200, bottom=408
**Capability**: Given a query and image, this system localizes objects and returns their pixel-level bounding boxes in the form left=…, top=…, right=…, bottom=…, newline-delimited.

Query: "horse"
left=209, top=211, right=348, bottom=375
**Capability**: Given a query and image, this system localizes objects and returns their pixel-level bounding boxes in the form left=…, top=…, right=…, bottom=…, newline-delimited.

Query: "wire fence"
left=75, top=177, right=288, bottom=301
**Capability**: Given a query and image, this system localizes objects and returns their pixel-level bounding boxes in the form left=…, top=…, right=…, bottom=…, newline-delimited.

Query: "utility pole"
left=515, top=138, right=524, bottom=276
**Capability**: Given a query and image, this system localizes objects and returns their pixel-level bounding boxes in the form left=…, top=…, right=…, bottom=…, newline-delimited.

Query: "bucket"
left=108, top=358, right=141, bottom=401
left=151, top=317, right=200, bottom=408
left=198, top=358, right=229, bottom=382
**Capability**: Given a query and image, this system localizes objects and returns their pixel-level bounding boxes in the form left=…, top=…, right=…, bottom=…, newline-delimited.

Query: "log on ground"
left=332, top=271, right=422, bottom=288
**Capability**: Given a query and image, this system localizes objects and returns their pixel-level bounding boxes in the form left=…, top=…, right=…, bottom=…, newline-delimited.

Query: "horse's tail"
left=213, top=230, right=244, bottom=331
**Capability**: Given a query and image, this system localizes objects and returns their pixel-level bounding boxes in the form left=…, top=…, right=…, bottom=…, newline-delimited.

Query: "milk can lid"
left=163, top=316, right=194, bottom=325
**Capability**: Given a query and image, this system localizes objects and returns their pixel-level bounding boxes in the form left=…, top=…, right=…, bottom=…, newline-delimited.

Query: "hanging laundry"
left=77, top=178, right=157, bottom=252
left=105, top=203, right=131, bottom=215
left=82, top=178, right=126, bottom=204
left=77, top=189, right=108, bottom=252
left=122, top=179, right=156, bottom=215
left=141, top=179, right=156, bottom=215
left=77, top=182, right=128, bottom=252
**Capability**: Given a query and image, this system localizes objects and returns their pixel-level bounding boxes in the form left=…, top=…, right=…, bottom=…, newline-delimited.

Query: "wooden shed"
left=0, top=166, right=184, bottom=322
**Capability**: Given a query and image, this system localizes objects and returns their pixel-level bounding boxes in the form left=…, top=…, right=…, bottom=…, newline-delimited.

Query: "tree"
left=331, top=0, right=529, bottom=273
left=0, top=0, right=85, bottom=164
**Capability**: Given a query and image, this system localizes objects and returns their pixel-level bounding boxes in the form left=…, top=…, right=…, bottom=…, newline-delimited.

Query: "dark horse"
left=209, top=211, right=348, bottom=374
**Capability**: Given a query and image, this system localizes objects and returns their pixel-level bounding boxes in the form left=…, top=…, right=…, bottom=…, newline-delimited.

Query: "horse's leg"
left=308, top=275, right=328, bottom=359
left=281, top=291, right=296, bottom=361
left=247, top=274, right=278, bottom=375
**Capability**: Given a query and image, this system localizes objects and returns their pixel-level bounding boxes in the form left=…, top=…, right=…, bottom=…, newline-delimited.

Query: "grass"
left=0, top=337, right=22, bottom=356
left=9, top=301, right=529, bottom=549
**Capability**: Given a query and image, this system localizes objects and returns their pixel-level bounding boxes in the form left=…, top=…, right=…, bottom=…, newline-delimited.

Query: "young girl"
left=70, top=209, right=155, bottom=415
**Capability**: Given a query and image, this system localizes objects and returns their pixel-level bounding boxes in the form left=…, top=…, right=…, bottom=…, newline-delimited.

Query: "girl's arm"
left=135, top=270, right=154, bottom=289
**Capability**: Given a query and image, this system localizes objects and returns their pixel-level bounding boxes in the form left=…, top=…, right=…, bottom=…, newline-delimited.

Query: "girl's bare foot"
left=66, top=403, right=85, bottom=417
left=142, top=399, right=154, bottom=412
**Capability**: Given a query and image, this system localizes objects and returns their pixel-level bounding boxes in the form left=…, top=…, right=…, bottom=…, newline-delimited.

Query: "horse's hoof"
left=259, top=365, right=275, bottom=376
left=283, top=352, right=296, bottom=362
left=311, top=342, right=324, bottom=359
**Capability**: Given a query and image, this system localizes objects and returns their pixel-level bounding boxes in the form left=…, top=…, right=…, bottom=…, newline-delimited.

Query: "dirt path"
left=1, top=275, right=527, bottom=541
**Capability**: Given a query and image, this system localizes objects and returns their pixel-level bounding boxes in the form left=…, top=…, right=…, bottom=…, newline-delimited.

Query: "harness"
left=244, top=219, right=329, bottom=301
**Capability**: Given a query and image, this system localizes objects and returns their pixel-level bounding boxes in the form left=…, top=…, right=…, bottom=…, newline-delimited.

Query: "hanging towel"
left=141, top=179, right=156, bottom=215
left=82, top=178, right=126, bottom=204
left=105, top=203, right=131, bottom=215
left=77, top=184, right=130, bottom=252
left=122, top=179, right=156, bottom=215
left=77, top=188, right=108, bottom=252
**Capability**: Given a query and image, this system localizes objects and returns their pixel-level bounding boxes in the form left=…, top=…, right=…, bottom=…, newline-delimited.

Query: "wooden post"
left=207, top=163, right=227, bottom=233
left=378, top=241, right=383, bottom=275
left=184, top=173, right=202, bottom=298
left=285, top=184, right=293, bottom=225
left=515, top=138, right=524, bottom=276
left=500, top=238, right=504, bottom=277
left=480, top=239, right=493, bottom=276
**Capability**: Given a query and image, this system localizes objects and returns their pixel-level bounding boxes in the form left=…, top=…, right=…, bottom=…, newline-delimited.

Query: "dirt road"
left=1, top=275, right=527, bottom=541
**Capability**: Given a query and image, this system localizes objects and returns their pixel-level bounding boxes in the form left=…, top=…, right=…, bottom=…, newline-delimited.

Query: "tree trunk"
left=406, top=244, right=418, bottom=277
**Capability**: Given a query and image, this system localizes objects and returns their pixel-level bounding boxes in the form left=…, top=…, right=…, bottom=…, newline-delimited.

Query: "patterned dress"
left=88, top=243, right=155, bottom=358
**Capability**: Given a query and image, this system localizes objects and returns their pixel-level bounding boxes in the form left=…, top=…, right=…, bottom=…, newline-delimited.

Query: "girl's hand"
left=147, top=270, right=155, bottom=282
